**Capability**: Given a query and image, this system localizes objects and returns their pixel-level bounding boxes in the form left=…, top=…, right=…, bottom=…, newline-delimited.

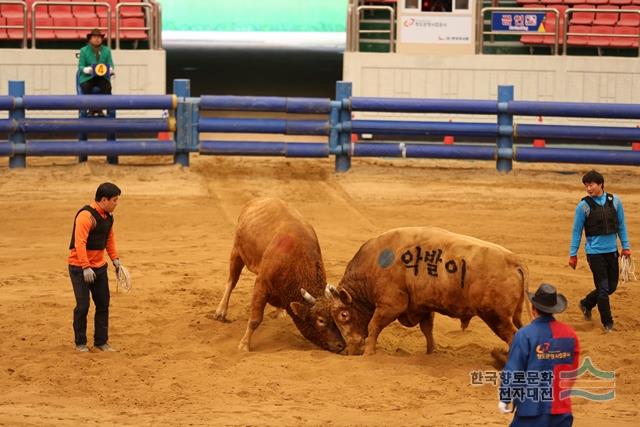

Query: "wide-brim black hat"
left=527, top=283, right=568, bottom=314
left=87, top=28, right=105, bottom=40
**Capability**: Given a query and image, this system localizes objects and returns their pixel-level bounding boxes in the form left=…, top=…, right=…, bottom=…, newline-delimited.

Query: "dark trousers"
left=511, top=413, right=573, bottom=427
left=80, top=76, right=112, bottom=95
left=584, top=251, right=618, bottom=326
left=69, top=264, right=110, bottom=346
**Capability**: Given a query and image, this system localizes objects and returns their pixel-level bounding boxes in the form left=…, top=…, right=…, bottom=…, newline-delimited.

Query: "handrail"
left=480, top=7, right=560, bottom=55
left=115, top=2, right=154, bottom=49
left=563, top=8, right=640, bottom=57
left=355, top=5, right=395, bottom=53
left=0, top=0, right=28, bottom=48
left=31, top=1, right=112, bottom=49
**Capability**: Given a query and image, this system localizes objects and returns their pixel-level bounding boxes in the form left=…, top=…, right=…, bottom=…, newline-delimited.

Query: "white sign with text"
left=399, top=15, right=472, bottom=44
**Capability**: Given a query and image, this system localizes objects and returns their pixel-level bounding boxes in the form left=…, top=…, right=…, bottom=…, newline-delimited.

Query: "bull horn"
left=300, top=288, right=316, bottom=305
left=327, top=284, right=340, bottom=298
left=324, top=284, right=333, bottom=298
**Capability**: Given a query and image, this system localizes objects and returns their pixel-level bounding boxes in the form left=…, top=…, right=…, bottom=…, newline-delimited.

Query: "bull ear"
left=338, top=288, right=353, bottom=305
left=289, top=302, right=309, bottom=320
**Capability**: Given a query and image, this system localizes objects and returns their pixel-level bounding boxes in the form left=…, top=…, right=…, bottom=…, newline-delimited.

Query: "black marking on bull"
left=378, top=249, right=395, bottom=269
left=461, top=259, right=466, bottom=288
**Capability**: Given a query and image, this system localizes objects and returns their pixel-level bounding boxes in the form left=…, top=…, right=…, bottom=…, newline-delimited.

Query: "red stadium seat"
left=541, top=16, right=566, bottom=44
left=33, top=16, right=55, bottom=39
left=99, top=17, right=116, bottom=34
left=610, top=25, right=640, bottom=46
left=71, top=0, right=97, bottom=19
left=97, top=0, right=118, bottom=18
left=77, top=16, right=101, bottom=37
left=586, top=0, right=608, bottom=4
left=119, top=17, right=147, bottom=39
left=517, top=0, right=540, bottom=3
left=587, top=25, right=614, bottom=45
left=521, top=33, right=544, bottom=45
left=610, top=0, right=632, bottom=4
left=564, top=0, right=584, bottom=5
left=49, top=4, right=73, bottom=19
left=53, top=16, right=78, bottom=39
left=620, top=5, right=640, bottom=25
left=540, top=0, right=557, bottom=4
left=593, top=5, right=620, bottom=25
left=5, top=17, right=27, bottom=39
left=571, top=5, right=595, bottom=25
left=545, top=5, right=569, bottom=27
left=0, top=16, right=7, bottom=39
left=119, top=0, right=145, bottom=18
left=0, top=3, right=25, bottom=18
left=567, top=25, right=591, bottom=45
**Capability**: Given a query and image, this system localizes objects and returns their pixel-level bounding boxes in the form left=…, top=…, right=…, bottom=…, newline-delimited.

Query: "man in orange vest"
left=68, top=182, right=124, bottom=352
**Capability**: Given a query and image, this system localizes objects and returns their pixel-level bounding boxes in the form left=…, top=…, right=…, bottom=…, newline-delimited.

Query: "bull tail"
left=515, top=263, right=532, bottom=327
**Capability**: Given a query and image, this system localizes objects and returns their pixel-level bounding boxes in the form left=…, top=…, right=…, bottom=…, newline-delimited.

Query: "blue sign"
left=491, top=12, right=546, bottom=32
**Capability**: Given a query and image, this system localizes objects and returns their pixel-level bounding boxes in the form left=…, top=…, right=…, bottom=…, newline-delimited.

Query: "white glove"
left=82, top=66, right=93, bottom=75
left=83, top=268, right=96, bottom=284
left=498, top=401, right=512, bottom=414
left=113, top=259, right=121, bottom=273
left=110, top=67, right=115, bottom=76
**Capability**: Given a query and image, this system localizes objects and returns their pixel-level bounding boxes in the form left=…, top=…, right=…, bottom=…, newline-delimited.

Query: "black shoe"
left=579, top=300, right=592, bottom=321
left=604, top=323, right=614, bottom=333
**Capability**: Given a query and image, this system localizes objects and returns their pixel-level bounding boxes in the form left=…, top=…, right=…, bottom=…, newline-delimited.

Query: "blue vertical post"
left=8, top=80, right=25, bottom=169
left=335, top=81, right=352, bottom=173
left=106, top=108, right=118, bottom=164
left=174, top=79, right=190, bottom=166
left=497, top=85, right=514, bottom=173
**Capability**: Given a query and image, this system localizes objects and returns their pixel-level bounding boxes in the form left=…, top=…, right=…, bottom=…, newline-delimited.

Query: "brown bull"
left=214, top=197, right=345, bottom=353
left=326, top=227, right=528, bottom=356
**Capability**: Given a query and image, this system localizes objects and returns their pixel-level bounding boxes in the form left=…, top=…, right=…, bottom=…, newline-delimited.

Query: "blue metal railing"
left=1, top=79, right=639, bottom=171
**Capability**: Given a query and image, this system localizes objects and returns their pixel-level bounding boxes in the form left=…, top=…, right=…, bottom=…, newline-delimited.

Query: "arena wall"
left=344, top=52, right=640, bottom=125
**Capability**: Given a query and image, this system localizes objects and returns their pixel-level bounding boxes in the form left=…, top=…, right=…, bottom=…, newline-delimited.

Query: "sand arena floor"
left=0, top=155, right=638, bottom=426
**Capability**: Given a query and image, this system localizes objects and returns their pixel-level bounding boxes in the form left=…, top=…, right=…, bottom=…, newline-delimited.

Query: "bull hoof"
left=363, top=347, right=377, bottom=356
left=426, top=346, right=435, bottom=355
left=238, top=341, right=250, bottom=352
left=213, top=311, right=227, bottom=322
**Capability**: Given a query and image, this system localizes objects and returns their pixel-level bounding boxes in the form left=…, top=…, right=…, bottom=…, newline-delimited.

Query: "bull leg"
left=512, top=296, right=524, bottom=329
left=480, top=311, right=518, bottom=345
left=419, top=312, right=435, bottom=354
left=364, top=306, right=405, bottom=356
left=214, top=247, right=245, bottom=322
left=238, top=277, right=268, bottom=352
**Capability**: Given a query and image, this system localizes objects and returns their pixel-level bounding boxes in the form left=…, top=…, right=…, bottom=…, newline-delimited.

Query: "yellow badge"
left=95, top=63, right=108, bottom=77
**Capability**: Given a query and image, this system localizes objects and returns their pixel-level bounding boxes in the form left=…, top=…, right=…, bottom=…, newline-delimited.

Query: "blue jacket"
left=501, top=315, right=580, bottom=416
left=570, top=193, right=630, bottom=256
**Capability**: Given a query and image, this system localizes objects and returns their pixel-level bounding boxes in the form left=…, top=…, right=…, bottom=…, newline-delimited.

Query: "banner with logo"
left=399, top=15, right=472, bottom=44
left=491, top=12, right=546, bottom=32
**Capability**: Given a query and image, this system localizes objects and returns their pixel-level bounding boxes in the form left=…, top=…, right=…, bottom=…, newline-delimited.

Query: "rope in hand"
left=620, top=255, right=636, bottom=284
left=115, top=264, right=132, bottom=293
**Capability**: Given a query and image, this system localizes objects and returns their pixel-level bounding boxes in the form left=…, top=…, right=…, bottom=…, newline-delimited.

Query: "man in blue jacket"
left=569, top=170, right=631, bottom=332
left=499, top=283, right=580, bottom=427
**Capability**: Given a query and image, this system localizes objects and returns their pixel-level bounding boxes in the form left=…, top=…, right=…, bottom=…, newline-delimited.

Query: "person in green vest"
left=78, top=29, right=115, bottom=115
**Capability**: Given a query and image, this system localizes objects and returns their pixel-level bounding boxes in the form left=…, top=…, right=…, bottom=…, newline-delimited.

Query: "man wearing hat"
left=77, top=28, right=115, bottom=107
left=499, top=283, right=580, bottom=427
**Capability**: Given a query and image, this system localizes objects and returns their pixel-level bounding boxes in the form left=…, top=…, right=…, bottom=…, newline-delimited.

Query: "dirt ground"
left=0, top=154, right=638, bottom=426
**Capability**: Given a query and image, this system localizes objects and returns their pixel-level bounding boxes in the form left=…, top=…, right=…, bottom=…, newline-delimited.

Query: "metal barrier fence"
left=1, top=79, right=640, bottom=171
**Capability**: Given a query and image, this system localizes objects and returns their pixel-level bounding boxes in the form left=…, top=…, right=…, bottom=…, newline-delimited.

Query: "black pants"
left=80, top=76, right=112, bottom=95
left=584, top=252, right=618, bottom=326
left=69, top=264, right=110, bottom=346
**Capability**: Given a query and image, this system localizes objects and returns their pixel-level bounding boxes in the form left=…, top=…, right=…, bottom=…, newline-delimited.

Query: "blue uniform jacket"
left=501, top=315, right=580, bottom=416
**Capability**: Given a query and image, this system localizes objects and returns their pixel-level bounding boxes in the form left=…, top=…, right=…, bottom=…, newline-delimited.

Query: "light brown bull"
left=214, top=197, right=345, bottom=353
left=326, top=227, right=528, bottom=356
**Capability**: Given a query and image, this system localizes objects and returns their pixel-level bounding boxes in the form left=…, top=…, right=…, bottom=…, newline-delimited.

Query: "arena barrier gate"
left=1, top=79, right=640, bottom=171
